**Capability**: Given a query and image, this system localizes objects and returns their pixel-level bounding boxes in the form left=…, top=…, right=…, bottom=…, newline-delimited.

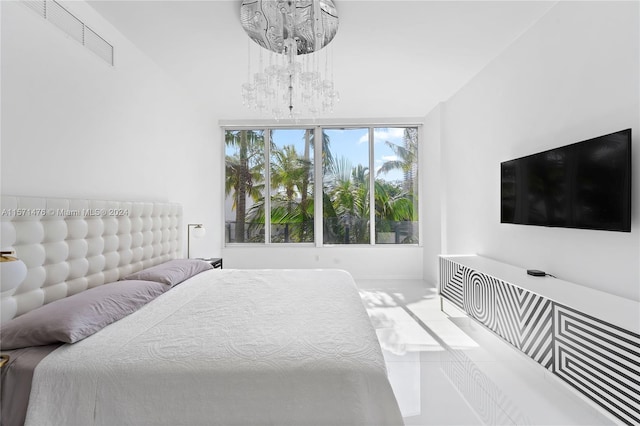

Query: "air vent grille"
left=84, top=26, right=114, bottom=65
left=47, top=1, right=84, bottom=44
left=22, top=1, right=45, bottom=17
left=21, top=0, right=114, bottom=66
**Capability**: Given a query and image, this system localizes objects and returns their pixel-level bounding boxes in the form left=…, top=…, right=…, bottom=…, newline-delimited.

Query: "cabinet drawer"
left=494, top=280, right=553, bottom=369
left=439, top=257, right=464, bottom=309
left=554, top=304, right=640, bottom=425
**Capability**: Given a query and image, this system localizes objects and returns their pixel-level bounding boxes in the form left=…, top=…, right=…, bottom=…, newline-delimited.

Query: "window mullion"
left=369, top=127, right=376, bottom=245
left=264, top=129, right=271, bottom=244
left=314, top=126, right=323, bottom=247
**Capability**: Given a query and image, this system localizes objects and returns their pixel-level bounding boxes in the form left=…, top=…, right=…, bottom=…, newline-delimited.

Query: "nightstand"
left=199, top=258, right=222, bottom=269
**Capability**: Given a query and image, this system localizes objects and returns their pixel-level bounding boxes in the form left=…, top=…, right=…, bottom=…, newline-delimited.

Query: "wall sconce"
left=0, top=250, right=27, bottom=292
left=187, top=224, right=206, bottom=259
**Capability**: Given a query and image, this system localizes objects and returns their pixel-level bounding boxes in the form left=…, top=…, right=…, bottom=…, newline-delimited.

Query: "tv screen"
left=501, top=129, right=631, bottom=232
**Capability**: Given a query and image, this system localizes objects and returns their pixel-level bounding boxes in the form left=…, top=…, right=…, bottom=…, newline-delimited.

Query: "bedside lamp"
left=187, top=224, right=206, bottom=259
left=1, top=250, right=27, bottom=292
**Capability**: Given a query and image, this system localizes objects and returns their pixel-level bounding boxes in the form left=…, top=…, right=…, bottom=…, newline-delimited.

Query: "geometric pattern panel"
left=554, top=304, right=640, bottom=425
left=463, top=268, right=497, bottom=330
left=439, top=257, right=465, bottom=309
left=495, top=281, right=553, bottom=369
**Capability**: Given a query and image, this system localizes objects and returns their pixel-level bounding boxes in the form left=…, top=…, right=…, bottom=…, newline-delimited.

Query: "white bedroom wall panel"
left=2, top=0, right=218, bottom=260
left=421, top=105, right=443, bottom=286
left=222, top=246, right=424, bottom=281
left=2, top=0, right=165, bottom=200
left=433, top=1, right=639, bottom=301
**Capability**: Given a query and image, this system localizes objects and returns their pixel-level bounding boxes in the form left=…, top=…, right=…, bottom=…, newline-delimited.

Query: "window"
left=224, top=130, right=265, bottom=243
left=373, top=127, right=419, bottom=244
left=322, top=128, right=370, bottom=244
left=224, top=126, right=419, bottom=245
left=270, top=129, right=315, bottom=243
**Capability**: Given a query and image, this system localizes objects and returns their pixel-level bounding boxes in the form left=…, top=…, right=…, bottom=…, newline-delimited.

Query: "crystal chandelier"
left=240, top=0, right=340, bottom=120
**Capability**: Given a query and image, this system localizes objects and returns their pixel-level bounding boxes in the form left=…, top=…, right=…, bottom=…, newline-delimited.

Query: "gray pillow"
left=0, top=280, right=166, bottom=350
left=122, top=259, right=213, bottom=287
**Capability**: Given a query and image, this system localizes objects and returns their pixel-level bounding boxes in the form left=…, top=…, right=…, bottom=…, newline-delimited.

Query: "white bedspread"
left=25, top=269, right=403, bottom=426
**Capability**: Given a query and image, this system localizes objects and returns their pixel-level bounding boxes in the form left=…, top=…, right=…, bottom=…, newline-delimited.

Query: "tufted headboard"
left=0, top=196, right=182, bottom=323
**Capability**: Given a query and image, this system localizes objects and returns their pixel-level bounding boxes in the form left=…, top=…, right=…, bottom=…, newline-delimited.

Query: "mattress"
left=24, top=269, right=403, bottom=425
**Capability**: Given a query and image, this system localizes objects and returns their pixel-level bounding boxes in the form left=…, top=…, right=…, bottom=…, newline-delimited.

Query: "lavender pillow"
left=0, top=280, right=166, bottom=350
left=122, top=259, right=213, bottom=287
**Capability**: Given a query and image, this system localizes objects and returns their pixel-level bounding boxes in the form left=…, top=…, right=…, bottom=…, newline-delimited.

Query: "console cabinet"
left=439, top=255, right=640, bottom=425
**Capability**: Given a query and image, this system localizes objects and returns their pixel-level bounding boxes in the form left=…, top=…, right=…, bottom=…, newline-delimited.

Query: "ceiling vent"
left=22, top=0, right=114, bottom=66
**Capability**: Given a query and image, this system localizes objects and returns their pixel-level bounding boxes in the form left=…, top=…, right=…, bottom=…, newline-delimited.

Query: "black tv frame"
left=500, top=129, right=632, bottom=232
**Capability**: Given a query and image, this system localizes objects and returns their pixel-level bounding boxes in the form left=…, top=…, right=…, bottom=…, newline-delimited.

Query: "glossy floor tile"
left=357, top=280, right=617, bottom=426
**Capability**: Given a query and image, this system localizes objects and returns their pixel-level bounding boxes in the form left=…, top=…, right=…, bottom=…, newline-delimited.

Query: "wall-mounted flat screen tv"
left=501, top=129, right=631, bottom=232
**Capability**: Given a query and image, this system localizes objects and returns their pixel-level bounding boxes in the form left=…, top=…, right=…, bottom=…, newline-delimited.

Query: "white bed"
left=0, top=196, right=403, bottom=426
left=24, top=268, right=402, bottom=425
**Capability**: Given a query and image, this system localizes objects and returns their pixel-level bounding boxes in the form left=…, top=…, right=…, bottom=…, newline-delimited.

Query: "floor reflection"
left=359, top=283, right=614, bottom=426
left=441, top=349, right=530, bottom=425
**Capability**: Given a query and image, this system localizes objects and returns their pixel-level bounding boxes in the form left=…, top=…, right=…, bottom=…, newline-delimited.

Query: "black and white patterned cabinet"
left=553, top=305, right=640, bottom=424
left=439, top=255, right=640, bottom=425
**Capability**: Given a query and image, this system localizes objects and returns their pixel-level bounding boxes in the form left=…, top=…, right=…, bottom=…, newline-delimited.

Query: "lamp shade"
left=192, top=225, right=206, bottom=239
left=1, top=252, right=27, bottom=292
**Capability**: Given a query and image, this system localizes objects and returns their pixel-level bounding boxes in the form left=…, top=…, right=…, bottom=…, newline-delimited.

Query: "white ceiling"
left=87, top=0, right=557, bottom=122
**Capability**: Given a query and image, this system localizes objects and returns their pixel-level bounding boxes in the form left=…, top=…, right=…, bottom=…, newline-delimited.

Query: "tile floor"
left=356, top=279, right=617, bottom=426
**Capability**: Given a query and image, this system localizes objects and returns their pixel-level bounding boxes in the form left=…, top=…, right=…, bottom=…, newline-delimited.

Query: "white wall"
left=223, top=246, right=424, bottom=281
left=432, top=1, right=640, bottom=300
left=421, top=104, right=443, bottom=287
left=1, top=1, right=219, bottom=257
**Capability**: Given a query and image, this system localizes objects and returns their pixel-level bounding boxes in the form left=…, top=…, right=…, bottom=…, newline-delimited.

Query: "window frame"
left=222, top=123, right=422, bottom=248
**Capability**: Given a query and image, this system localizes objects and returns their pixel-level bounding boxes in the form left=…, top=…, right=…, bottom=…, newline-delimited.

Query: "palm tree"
left=375, top=180, right=414, bottom=228
left=324, top=157, right=370, bottom=244
left=351, top=165, right=371, bottom=243
left=377, top=127, right=418, bottom=194
left=297, top=129, right=314, bottom=242
left=320, top=130, right=334, bottom=175
left=270, top=144, right=312, bottom=242
left=225, top=130, right=265, bottom=242
left=242, top=135, right=316, bottom=243
left=375, top=128, right=419, bottom=242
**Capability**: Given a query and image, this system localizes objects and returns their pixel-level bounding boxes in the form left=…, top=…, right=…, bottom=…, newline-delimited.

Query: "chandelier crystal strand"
left=240, top=0, right=339, bottom=120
